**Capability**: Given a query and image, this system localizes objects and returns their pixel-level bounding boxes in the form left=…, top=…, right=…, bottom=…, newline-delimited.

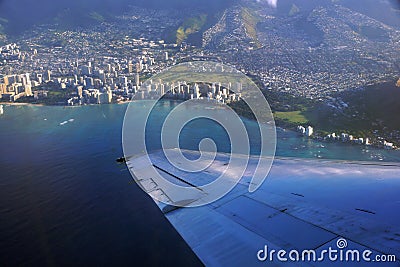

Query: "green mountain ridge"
left=0, top=0, right=234, bottom=39
left=176, top=14, right=208, bottom=45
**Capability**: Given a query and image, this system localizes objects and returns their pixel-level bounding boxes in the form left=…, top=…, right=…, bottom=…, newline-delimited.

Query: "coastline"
left=2, top=100, right=398, bottom=152
left=0, top=102, right=45, bottom=107
left=0, top=101, right=132, bottom=107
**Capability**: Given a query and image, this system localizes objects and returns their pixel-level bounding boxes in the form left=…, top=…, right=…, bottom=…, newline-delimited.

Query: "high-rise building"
left=97, top=91, right=112, bottom=104
left=135, top=73, right=140, bottom=87
left=21, top=73, right=31, bottom=86
left=97, top=70, right=106, bottom=82
left=128, top=63, right=134, bottom=73
left=0, top=83, right=6, bottom=94
left=45, top=70, right=51, bottom=82
left=15, top=85, right=24, bottom=94
left=120, top=76, right=128, bottom=87
left=297, top=126, right=306, bottom=135
left=3, top=76, right=9, bottom=86
left=4, top=75, right=16, bottom=85
left=36, top=73, right=43, bottom=84
left=24, top=84, right=33, bottom=96
left=160, top=84, right=165, bottom=95
left=341, top=133, right=349, bottom=142
left=306, top=126, right=314, bottom=137
left=77, top=86, right=83, bottom=98
left=222, top=88, right=227, bottom=98
left=85, top=77, right=94, bottom=88
left=137, top=62, right=143, bottom=72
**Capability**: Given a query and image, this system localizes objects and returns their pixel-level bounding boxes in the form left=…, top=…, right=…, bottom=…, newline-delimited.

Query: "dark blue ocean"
left=1, top=101, right=399, bottom=266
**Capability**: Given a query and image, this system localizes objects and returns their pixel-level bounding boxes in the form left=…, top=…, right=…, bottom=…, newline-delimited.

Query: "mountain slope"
left=0, top=0, right=235, bottom=38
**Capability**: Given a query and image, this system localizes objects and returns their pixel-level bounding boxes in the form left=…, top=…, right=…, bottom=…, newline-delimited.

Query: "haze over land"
left=0, top=0, right=400, bottom=37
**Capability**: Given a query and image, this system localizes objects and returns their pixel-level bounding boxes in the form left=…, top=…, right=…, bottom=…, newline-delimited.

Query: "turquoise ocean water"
left=0, top=101, right=399, bottom=266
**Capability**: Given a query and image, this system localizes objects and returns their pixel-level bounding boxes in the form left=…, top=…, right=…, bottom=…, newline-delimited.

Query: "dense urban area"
left=0, top=0, right=399, bottom=148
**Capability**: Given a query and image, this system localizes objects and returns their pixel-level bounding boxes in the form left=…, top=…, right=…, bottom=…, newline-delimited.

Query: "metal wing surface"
left=127, top=150, right=400, bottom=266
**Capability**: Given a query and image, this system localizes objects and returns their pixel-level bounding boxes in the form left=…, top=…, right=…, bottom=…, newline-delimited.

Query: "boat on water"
left=0, top=105, right=3, bottom=115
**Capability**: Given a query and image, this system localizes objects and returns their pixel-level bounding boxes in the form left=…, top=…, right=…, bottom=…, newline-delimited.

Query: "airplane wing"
left=127, top=149, right=400, bottom=266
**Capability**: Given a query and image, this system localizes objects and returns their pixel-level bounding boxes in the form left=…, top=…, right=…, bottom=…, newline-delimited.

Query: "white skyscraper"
left=24, top=85, right=33, bottom=96
left=135, top=73, right=140, bottom=87
left=306, top=126, right=314, bottom=137
left=160, top=84, right=165, bottom=95
left=21, top=73, right=31, bottom=86
left=45, top=70, right=51, bottom=82
left=120, top=76, right=128, bottom=87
